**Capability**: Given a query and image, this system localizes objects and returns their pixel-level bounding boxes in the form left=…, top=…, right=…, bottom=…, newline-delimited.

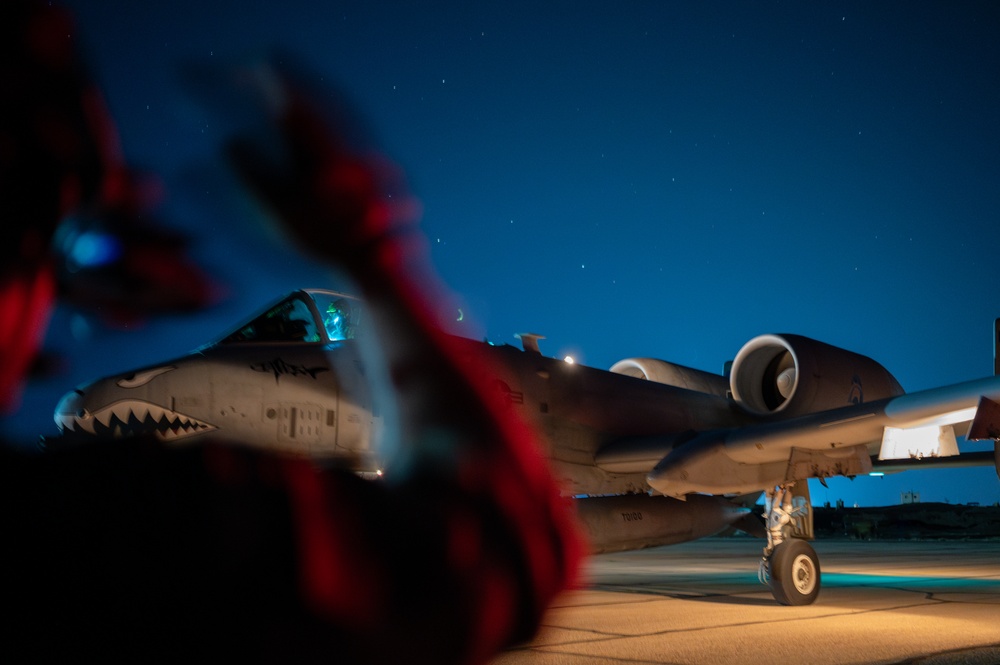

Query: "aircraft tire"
left=768, top=539, right=820, bottom=606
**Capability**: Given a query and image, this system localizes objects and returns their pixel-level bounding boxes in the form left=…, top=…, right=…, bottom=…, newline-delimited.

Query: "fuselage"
left=53, top=326, right=751, bottom=496
left=453, top=339, right=748, bottom=494
left=70, top=288, right=990, bottom=555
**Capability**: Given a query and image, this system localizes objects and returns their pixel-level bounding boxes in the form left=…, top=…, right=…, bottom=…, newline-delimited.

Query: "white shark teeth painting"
left=58, top=399, right=217, bottom=441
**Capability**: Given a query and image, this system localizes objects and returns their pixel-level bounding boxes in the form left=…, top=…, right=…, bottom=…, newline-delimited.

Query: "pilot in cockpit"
left=324, top=298, right=356, bottom=342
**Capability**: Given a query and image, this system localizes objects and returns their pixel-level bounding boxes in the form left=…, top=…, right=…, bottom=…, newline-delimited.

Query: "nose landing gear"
left=758, top=484, right=821, bottom=605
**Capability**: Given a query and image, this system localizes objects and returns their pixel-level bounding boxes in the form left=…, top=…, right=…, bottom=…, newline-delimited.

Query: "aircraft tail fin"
left=989, top=318, right=999, bottom=480
left=994, top=318, right=999, bottom=376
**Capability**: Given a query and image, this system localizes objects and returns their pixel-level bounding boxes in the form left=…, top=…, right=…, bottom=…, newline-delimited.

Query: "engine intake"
left=729, top=334, right=903, bottom=417
left=610, top=358, right=729, bottom=397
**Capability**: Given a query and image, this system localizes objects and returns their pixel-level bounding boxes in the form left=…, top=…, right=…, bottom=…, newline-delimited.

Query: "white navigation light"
left=879, top=424, right=960, bottom=460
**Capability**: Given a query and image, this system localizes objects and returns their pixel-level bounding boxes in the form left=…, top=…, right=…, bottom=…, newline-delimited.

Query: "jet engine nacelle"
left=729, top=334, right=904, bottom=417
left=609, top=358, right=730, bottom=397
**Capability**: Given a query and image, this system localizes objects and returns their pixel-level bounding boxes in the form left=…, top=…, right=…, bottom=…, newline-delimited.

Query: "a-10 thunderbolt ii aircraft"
left=52, top=288, right=1000, bottom=605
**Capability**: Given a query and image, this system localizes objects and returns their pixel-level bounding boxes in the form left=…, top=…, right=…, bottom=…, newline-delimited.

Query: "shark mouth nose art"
left=56, top=399, right=217, bottom=441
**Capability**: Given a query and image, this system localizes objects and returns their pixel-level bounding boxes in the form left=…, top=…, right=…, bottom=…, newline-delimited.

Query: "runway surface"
left=493, top=538, right=1000, bottom=665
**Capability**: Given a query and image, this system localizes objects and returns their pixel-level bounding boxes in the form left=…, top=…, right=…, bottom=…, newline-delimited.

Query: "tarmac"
left=492, top=538, right=1000, bottom=665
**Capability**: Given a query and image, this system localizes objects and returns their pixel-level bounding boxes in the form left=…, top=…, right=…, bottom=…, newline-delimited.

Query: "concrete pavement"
left=493, top=538, right=1000, bottom=665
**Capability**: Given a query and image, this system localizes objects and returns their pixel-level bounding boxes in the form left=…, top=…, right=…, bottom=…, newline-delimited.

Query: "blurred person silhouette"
left=0, top=0, right=216, bottom=416
left=1, top=2, right=581, bottom=663
left=0, top=0, right=103, bottom=412
left=222, top=59, right=584, bottom=662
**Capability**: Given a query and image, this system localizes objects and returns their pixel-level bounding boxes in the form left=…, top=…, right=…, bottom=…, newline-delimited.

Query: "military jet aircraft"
left=52, top=288, right=1000, bottom=605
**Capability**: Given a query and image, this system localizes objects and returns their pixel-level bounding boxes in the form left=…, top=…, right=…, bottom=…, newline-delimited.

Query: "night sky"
left=7, top=1, right=1000, bottom=507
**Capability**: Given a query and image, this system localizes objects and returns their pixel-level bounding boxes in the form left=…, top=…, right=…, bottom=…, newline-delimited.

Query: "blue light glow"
left=68, top=231, right=122, bottom=269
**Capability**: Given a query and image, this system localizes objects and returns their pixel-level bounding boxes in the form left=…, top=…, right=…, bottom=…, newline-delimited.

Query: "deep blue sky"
left=8, top=1, right=1000, bottom=506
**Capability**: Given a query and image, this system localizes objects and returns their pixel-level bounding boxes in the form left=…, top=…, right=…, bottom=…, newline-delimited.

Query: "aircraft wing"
left=596, top=375, right=1000, bottom=497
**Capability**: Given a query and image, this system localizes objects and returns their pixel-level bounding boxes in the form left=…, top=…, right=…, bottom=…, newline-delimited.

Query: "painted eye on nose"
left=116, top=366, right=176, bottom=388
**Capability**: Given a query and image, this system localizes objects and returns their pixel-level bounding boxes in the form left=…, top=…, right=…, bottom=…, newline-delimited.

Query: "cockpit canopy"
left=218, top=289, right=362, bottom=345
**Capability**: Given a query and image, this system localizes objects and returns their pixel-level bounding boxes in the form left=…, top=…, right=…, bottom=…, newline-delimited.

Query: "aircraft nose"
left=54, top=387, right=94, bottom=434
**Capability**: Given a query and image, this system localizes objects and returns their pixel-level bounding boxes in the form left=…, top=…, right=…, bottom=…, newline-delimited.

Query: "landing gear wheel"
left=768, top=539, right=820, bottom=606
